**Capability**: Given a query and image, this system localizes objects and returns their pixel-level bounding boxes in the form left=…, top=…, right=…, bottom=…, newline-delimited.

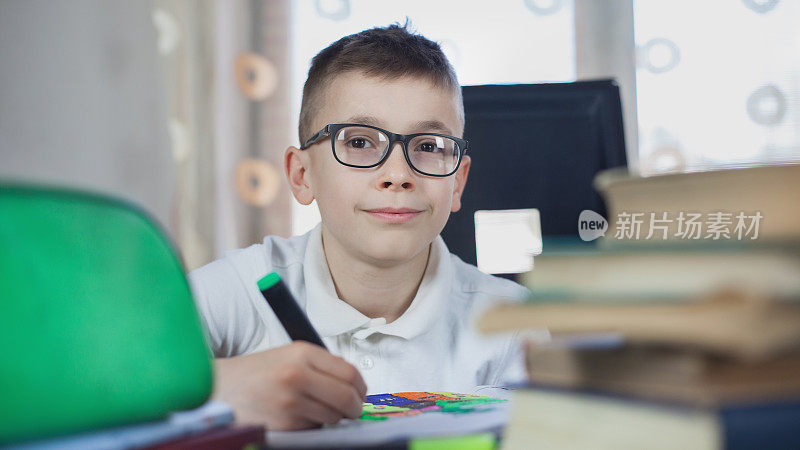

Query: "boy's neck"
left=320, top=227, right=430, bottom=323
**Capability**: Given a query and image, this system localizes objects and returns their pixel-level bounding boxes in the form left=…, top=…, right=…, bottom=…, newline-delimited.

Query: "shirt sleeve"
left=488, top=331, right=529, bottom=386
left=479, top=277, right=534, bottom=386
left=187, top=258, right=267, bottom=358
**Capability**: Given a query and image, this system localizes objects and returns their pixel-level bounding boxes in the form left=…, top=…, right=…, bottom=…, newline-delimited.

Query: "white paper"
left=474, top=209, right=542, bottom=274
left=267, top=401, right=509, bottom=448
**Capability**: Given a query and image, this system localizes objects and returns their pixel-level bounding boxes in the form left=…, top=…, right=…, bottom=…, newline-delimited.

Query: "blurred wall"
left=0, top=0, right=174, bottom=229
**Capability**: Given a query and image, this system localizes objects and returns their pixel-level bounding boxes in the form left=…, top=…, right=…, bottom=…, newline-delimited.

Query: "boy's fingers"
left=308, top=350, right=368, bottom=398
left=290, top=394, right=348, bottom=426
left=273, top=415, right=317, bottom=431
left=302, top=368, right=364, bottom=419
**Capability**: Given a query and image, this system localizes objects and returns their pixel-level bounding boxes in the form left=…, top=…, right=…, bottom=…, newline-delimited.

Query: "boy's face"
left=286, top=71, right=470, bottom=266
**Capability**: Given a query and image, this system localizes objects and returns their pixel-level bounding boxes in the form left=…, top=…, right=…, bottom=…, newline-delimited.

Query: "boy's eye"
left=415, top=141, right=441, bottom=153
left=347, top=137, right=373, bottom=149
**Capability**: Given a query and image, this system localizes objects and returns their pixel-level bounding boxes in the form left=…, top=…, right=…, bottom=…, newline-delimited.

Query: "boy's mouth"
left=363, top=207, right=423, bottom=224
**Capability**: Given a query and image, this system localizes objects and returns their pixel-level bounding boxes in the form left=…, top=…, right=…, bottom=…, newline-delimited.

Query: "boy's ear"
left=284, top=146, right=315, bottom=205
left=450, top=155, right=471, bottom=213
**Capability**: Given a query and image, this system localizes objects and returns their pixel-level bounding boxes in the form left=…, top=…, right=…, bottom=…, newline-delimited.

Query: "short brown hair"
left=298, top=22, right=462, bottom=144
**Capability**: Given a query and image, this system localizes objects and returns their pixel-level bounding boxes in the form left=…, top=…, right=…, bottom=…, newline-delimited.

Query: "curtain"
left=152, top=0, right=293, bottom=270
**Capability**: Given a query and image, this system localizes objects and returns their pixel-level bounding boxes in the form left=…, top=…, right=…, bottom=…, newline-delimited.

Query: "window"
left=634, top=0, right=800, bottom=174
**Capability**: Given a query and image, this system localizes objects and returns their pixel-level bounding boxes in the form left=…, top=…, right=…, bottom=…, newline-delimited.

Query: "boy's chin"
left=357, top=235, right=432, bottom=268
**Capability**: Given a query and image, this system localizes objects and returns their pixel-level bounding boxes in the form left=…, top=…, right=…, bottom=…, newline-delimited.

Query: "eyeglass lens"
left=333, top=126, right=460, bottom=175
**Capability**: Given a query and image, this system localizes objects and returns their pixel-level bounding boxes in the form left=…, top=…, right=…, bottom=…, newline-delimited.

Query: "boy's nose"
left=377, top=142, right=415, bottom=191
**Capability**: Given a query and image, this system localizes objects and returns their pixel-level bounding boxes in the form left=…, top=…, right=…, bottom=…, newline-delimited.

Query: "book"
left=594, top=164, right=800, bottom=244
left=501, top=385, right=800, bottom=450
left=520, top=246, right=800, bottom=301
left=479, top=293, right=800, bottom=362
left=8, top=402, right=234, bottom=450
left=147, top=424, right=265, bottom=450
left=524, top=344, right=800, bottom=407
left=492, top=164, right=800, bottom=448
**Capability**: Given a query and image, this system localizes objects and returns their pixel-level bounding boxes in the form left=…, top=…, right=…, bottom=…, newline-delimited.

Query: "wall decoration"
left=640, top=37, right=680, bottom=74
left=315, top=0, right=350, bottom=21
left=235, top=158, right=281, bottom=207
left=746, top=84, right=787, bottom=126
left=742, top=0, right=779, bottom=14
left=168, top=118, right=190, bottom=163
left=640, top=145, right=686, bottom=176
left=151, top=8, right=180, bottom=56
left=524, top=0, right=564, bottom=16
left=234, top=52, right=279, bottom=101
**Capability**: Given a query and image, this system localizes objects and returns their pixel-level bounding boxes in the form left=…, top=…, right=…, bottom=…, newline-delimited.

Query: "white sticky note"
left=474, top=209, right=542, bottom=274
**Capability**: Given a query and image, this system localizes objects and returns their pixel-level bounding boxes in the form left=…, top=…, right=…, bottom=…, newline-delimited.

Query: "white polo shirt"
left=188, top=224, right=542, bottom=395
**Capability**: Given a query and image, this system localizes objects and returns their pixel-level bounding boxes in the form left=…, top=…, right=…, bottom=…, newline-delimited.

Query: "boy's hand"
left=212, top=341, right=367, bottom=430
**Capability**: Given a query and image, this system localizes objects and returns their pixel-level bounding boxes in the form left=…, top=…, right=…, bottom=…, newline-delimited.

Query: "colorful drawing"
left=364, top=394, right=418, bottom=407
left=358, top=391, right=506, bottom=421
left=361, top=403, right=411, bottom=414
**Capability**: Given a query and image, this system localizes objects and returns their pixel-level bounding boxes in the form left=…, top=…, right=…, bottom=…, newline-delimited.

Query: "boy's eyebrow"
left=345, top=115, right=453, bottom=135
left=411, top=119, right=453, bottom=135
left=346, top=115, right=383, bottom=128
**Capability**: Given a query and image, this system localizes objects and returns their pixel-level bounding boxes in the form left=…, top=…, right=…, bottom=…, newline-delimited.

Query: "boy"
left=189, top=24, right=533, bottom=430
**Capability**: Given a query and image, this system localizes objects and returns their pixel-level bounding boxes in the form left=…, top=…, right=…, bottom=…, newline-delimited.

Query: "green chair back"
left=0, top=184, right=212, bottom=444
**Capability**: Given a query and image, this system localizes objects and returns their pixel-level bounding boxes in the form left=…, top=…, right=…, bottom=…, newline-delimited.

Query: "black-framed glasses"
left=300, top=123, right=468, bottom=177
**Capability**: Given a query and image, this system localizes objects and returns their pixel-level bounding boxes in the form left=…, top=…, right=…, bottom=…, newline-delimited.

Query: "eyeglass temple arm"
left=300, top=126, right=331, bottom=150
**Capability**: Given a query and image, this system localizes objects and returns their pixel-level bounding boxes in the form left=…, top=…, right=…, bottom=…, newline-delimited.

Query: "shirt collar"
left=303, top=224, right=452, bottom=340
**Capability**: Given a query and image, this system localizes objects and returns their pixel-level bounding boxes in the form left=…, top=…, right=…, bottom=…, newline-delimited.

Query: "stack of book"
left=9, top=402, right=265, bottom=450
left=479, top=164, right=800, bottom=449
